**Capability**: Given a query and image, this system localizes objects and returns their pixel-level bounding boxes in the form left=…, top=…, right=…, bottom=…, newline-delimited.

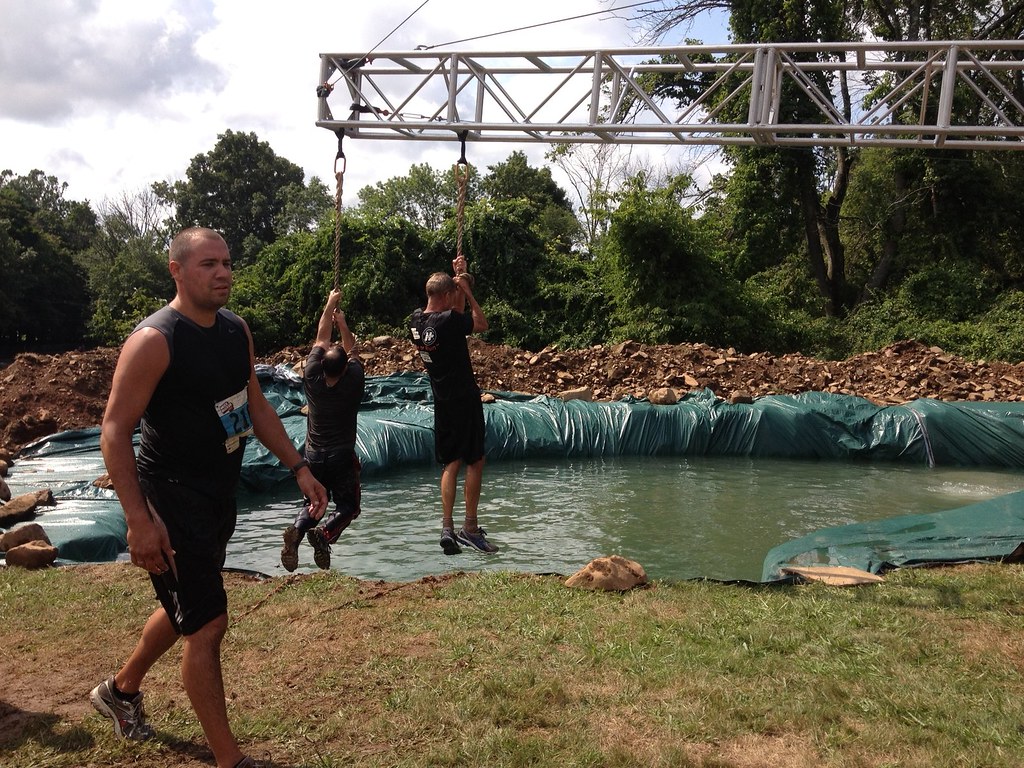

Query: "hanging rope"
left=454, top=131, right=470, bottom=263
left=332, top=130, right=346, bottom=291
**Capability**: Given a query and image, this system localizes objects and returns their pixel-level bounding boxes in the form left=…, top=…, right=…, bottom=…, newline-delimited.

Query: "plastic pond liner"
left=5, top=368, right=1024, bottom=582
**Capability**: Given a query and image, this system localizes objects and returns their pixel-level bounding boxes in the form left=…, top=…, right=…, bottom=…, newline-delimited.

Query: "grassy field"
left=2, top=562, right=1024, bottom=767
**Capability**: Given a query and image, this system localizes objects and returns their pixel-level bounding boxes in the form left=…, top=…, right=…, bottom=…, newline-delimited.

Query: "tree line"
left=3, top=0, right=1024, bottom=361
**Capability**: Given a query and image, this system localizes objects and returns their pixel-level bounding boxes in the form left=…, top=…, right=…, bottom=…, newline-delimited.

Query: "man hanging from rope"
left=281, top=288, right=365, bottom=571
left=409, top=253, right=495, bottom=554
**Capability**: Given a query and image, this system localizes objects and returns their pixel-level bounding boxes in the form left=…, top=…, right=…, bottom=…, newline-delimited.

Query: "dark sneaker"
left=440, top=527, right=461, bottom=555
left=90, top=677, right=155, bottom=741
left=307, top=527, right=331, bottom=570
left=280, top=525, right=301, bottom=572
left=456, top=527, right=498, bottom=553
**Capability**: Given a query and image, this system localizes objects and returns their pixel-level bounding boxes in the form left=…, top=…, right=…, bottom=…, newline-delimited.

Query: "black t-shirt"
left=409, top=307, right=479, bottom=402
left=134, top=306, right=252, bottom=499
left=303, top=346, right=365, bottom=453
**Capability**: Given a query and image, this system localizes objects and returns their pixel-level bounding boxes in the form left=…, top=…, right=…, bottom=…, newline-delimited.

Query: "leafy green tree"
left=480, top=151, right=581, bottom=256
left=355, top=162, right=469, bottom=231
left=0, top=169, right=98, bottom=254
left=229, top=229, right=327, bottom=352
left=278, top=177, right=334, bottom=236
left=0, top=171, right=93, bottom=348
left=627, top=9, right=856, bottom=315
left=441, top=197, right=548, bottom=348
left=725, top=0, right=855, bottom=316
left=0, top=226, right=22, bottom=342
left=841, top=0, right=1023, bottom=308
left=546, top=142, right=634, bottom=256
left=635, top=0, right=1022, bottom=327
left=597, top=173, right=743, bottom=345
left=82, top=188, right=174, bottom=344
left=342, top=156, right=592, bottom=349
left=481, top=151, right=570, bottom=208
left=699, top=153, right=806, bottom=281
left=154, top=130, right=325, bottom=265
left=841, top=147, right=1024, bottom=360
left=352, top=153, right=597, bottom=349
left=231, top=209, right=427, bottom=352
left=336, top=210, right=431, bottom=338
left=534, top=250, right=610, bottom=348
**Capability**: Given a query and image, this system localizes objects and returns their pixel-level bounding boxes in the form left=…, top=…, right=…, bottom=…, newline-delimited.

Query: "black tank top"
left=134, top=306, right=252, bottom=498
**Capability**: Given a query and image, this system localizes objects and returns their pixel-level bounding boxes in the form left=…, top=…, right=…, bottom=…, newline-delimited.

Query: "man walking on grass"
left=91, top=227, right=327, bottom=768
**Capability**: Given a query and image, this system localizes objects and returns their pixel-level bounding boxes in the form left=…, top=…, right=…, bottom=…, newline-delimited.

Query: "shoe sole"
left=90, top=687, right=127, bottom=739
left=456, top=533, right=499, bottom=553
left=281, top=526, right=301, bottom=572
left=90, top=684, right=152, bottom=740
left=440, top=538, right=461, bottom=555
left=307, top=529, right=331, bottom=570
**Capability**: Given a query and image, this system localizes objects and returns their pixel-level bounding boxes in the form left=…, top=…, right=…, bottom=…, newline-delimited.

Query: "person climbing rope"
left=281, top=288, right=366, bottom=571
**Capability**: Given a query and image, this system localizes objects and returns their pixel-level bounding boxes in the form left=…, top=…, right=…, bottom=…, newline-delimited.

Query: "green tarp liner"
left=7, top=366, right=1024, bottom=578
left=5, top=430, right=128, bottom=563
left=30, top=497, right=127, bottom=563
left=761, top=490, right=1024, bottom=581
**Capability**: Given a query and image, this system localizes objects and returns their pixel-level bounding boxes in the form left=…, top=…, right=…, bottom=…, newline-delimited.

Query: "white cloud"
left=1, top=0, right=222, bottom=121
left=0, top=1, right=728, bottom=207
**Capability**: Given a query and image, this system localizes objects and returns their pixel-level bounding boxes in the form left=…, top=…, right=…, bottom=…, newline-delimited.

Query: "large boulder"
left=0, top=474, right=9, bottom=503
left=565, top=555, right=648, bottom=591
left=0, top=492, right=41, bottom=527
left=5, top=539, right=59, bottom=569
left=0, top=489, right=55, bottom=527
left=559, top=386, right=593, bottom=403
left=93, top=473, right=115, bottom=490
left=0, top=522, right=50, bottom=551
left=32, top=488, right=56, bottom=506
left=648, top=387, right=679, bottom=405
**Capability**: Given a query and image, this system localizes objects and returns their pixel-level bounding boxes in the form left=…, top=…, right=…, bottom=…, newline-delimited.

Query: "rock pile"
left=5, top=337, right=1024, bottom=456
left=0, top=497, right=59, bottom=569
left=269, top=337, right=1024, bottom=406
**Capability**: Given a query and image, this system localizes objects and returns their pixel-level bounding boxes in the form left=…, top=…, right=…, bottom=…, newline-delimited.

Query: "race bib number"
left=215, top=387, right=253, bottom=454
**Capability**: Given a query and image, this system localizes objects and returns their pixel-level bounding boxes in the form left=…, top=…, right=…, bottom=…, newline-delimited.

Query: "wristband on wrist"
left=290, top=458, right=310, bottom=475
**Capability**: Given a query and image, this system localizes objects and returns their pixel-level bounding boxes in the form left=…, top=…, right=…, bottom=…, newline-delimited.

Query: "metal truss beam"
left=316, top=41, right=1024, bottom=151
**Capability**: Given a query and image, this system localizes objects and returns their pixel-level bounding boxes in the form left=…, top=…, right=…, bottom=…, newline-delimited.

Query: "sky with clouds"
left=2, top=1, right=728, bottom=209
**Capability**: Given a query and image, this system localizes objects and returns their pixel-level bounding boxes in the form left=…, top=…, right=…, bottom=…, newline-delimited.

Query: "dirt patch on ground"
left=3, top=337, right=1024, bottom=454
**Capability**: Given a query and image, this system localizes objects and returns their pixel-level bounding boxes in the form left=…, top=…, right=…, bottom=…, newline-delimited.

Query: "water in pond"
left=228, top=456, right=1024, bottom=582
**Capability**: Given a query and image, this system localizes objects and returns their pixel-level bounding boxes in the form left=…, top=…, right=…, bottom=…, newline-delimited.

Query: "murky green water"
left=10, top=448, right=1024, bottom=582
left=229, top=457, right=1024, bottom=582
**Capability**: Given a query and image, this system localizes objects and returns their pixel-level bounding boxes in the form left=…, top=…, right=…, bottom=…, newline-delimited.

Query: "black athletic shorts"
left=305, top=448, right=362, bottom=520
left=139, top=477, right=236, bottom=636
left=433, top=395, right=485, bottom=465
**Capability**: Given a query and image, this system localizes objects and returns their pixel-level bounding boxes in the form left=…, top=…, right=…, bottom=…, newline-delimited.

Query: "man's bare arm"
left=334, top=307, right=356, bottom=354
left=314, top=289, right=342, bottom=350
left=100, top=327, right=174, bottom=573
left=455, top=274, right=488, bottom=333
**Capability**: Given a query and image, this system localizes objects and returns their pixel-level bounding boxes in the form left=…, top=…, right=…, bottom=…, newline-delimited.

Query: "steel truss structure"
left=317, top=41, right=1024, bottom=151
